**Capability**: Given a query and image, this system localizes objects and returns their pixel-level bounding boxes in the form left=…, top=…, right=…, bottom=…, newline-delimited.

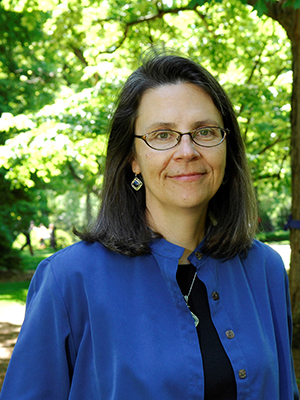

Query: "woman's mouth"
left=169, top=173, right=205, bottom=182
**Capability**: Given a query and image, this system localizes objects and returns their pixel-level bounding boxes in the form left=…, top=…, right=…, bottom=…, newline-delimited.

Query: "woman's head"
left=131, top=82, right=227, bottom=238
left=79, top=49, right=257, bottom=258
left=107, top=50, right=237, bottom=169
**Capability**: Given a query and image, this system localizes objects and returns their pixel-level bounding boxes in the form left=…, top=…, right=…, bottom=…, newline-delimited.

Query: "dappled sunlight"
left=0, top=322, right=21, bottom=359
left=0, top=322, right=21, bottom=389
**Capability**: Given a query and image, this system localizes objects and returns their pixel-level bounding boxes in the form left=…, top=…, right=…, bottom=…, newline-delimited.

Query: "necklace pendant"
left=190, top=311, right=199, bottom=327
left=184, top=296, right=199, bottom=327
left=183, top=271, right=199, bottom=328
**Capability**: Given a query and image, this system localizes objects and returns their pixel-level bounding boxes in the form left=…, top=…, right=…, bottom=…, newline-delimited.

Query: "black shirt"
left=177, top=264, right=237, bottom=400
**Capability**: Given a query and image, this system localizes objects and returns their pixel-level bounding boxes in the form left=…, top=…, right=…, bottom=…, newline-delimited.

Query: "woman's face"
left=132, top=82, right=227, bottom=218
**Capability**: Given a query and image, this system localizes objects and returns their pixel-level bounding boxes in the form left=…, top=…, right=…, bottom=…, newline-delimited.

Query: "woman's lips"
left=169, top=173, right=205, bottom=182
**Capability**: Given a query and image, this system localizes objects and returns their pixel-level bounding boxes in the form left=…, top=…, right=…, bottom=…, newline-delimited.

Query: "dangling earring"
left=131, top=174, right=143, bottom=191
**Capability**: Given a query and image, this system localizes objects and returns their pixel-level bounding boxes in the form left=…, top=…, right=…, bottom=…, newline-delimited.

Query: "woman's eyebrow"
left=146, top=122, right=176, bottom=131
left=146, top=118, right=222, bottom=132
left=191, top=119, right=222, bottom=129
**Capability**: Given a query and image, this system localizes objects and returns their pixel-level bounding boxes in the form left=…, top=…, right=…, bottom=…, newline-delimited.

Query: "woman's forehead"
left=135, top=83, right=223, bottom=132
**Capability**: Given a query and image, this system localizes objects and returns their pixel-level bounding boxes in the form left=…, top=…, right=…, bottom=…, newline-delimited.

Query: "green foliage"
left=47, top=189, right=100, bottom=231
left=19, top=248, right=54, bottom=271
left=0, top=169, right=33, bottom=239
left=13, top=228, right=77, bottom=250
left=0, top=4, right=62, bottom=115
left=0, top=165, right=50, bottom=270
left=283, top=0, right=300, bottom=9
left=252, top=0, right=268, bottom=16
left=0, top=229, right=21, bottom=271
left=256, top=230, right=290, bottom=243
left=0, top=168, right=50, bottom=233
left=55, top=229, right=77, bottom=249
left=0, top=0, right=294, bottom=251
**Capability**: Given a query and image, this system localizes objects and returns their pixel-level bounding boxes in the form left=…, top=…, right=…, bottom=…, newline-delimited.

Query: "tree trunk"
left=287, top=10, right=300, bottom=347
left=245, top=1, right=300, bottom=345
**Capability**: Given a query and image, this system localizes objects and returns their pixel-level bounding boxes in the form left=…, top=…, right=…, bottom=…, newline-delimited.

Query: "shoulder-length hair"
left=76, top=49, right=258, bottom=259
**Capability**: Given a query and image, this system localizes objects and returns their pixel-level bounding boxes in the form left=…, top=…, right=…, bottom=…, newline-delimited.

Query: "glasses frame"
left=134, top=126, right=229, bottom=151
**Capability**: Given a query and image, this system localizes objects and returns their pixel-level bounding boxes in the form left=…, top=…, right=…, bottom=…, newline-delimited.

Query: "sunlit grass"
left=0, top=281, right=30, bottom=305
left=0, top=248, right=55, bottom=307
left=19, top=248, right=54, bottom=271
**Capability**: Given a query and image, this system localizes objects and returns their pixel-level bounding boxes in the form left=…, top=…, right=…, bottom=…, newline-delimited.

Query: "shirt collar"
left=150, top=238, right=185, bottom=259
left=150, top=237, right=206, bottom=265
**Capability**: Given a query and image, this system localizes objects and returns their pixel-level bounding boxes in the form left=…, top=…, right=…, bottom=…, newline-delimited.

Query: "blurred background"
left=0, top=0, right=299, bottom=388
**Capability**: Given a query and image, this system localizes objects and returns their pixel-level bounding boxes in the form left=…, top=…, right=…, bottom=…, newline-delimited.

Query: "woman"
left=1, top=50, right=298, bottom=399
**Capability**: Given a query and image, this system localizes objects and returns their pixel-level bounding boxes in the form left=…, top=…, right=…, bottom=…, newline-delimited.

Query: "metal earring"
left=131, top=174, right=143, bottom=191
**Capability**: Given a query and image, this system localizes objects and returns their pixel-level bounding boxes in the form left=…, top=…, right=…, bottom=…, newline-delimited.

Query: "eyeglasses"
left=134, top=126, right=229, bottom=151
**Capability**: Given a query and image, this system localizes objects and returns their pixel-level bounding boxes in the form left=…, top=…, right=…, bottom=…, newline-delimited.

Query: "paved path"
left=0, top=303, right=25, bottom=326
left=267, top=244, right=291, bottom=271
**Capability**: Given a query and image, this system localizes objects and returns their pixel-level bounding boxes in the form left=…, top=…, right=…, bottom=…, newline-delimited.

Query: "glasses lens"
left=146, top=130, right=179, bottom=150
left=192, top=127, right=224, bottom=147
left=144, top=127, right=226, bottom=150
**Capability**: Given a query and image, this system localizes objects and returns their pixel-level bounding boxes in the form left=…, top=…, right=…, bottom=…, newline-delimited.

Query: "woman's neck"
left=146, top=206, right=207, bottom=264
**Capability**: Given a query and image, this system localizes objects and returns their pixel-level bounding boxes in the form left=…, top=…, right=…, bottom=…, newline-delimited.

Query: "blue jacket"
left=1, top=239, right=299, bottom=399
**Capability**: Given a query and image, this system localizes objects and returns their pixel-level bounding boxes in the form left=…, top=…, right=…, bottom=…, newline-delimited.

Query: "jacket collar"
left=150, top=237, right=207, bottom=266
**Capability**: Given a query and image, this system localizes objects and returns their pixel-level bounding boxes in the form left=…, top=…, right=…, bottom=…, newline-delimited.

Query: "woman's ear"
left=131, top=158, right=141, bottom=175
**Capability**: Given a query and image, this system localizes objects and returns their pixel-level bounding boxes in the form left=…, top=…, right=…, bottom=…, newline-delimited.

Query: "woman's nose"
left=173, top=133, right=201, bottom=160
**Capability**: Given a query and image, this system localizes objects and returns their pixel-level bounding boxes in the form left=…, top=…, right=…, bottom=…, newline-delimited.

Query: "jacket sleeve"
left=0, top=259, right=76, bottom=399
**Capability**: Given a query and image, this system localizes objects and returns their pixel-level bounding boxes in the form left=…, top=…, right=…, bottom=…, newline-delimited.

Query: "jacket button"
left=225, top=330, right=235, bottom=339
left=195, top=251, right=203, bottom=260
left=212, top=291, right=219, bottom=301
left=239, top=369, right=247, bottom=379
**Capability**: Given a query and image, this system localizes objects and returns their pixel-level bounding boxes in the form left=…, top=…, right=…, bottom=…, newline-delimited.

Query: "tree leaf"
left=253, top=0, right=269, bottom=17
left=187, top=0, right=208, bottom=7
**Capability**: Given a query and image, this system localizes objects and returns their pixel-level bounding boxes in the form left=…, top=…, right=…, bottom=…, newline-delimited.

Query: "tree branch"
left=193, top=8, right=217, bottom=36
left=248, top=135, right=288, bottom=155
left=146, top=20, right=155, bottom=44
left=254, top=150, right=289, bottom=180
left=258, top=136, right=289, bottom=155
left=92, top=3, right=202, bottom=55
left=237, top=41, right=268, bottom=120
left=67, top=160, right=83, bottom=182
left=256, top=171, right=282, bottom=180
left=71, top=46, right=88, bottom=66
left=269, top=66, right=289, bottom=86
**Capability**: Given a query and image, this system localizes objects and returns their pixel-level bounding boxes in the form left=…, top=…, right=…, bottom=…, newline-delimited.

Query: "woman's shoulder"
left=35, top=241, right=124, bottom=281
left=244, top=239, right=287, bottom=279
left=51, top=240, right=108, bottom=258
left=46, top=240, right=107, bottom=264
left=249, top=239, right=283, bottom=260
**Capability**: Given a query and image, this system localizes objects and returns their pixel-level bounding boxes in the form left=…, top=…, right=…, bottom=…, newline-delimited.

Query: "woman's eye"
left=156, top=131, right=172, bottom=140
left=158, top=132, right=169, bottom=139
left=193, top=128, right=217, bottom=140
left=199, top=128, right=213, bottom=136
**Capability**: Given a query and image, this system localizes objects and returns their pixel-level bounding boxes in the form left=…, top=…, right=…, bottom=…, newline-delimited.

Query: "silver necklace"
left=184, top=272, right=199, bottom=327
